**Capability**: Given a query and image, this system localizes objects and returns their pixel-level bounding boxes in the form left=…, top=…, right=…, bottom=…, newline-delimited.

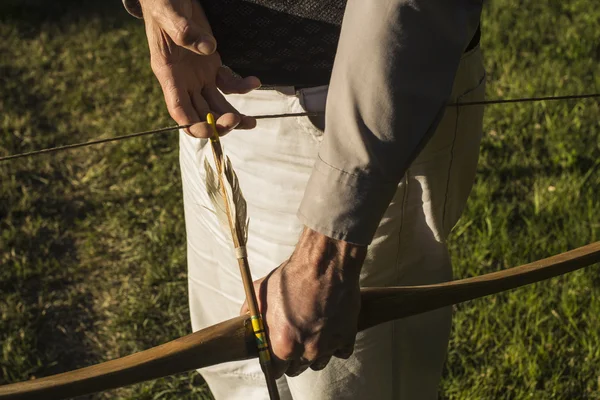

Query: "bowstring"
left=1, top=93, right=599, bottom=163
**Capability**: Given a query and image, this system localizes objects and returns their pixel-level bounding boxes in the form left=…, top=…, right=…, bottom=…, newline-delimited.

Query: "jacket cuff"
left=297, top=157, right=398, bottom=246
left=123, top=0, right=143, bottom=18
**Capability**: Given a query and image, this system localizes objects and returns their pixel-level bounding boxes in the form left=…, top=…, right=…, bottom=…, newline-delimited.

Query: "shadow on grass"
left=0, top=168, right=105, bottom=384
left=0, top=65, right=57, bottom=155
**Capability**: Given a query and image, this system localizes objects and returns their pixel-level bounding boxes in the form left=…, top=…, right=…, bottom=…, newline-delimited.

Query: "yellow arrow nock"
left=206, top=113, right=220, bottom=141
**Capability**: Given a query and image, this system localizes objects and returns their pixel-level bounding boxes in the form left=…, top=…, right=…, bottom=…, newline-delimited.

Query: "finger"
left=153, top=2, right=216, bottom=55
left=203, top=87, right=257, bottom=131
left=309, top=355, right=332, bottom=371
left=188, top=114, right=241, bottom=138
left=239, top=300, right=249, bottom=316
left=170, top=19, right=216, bottom=55
left=190, top=90, right=215, bottom=137
left=191, top=90, right=211, bottom=120
left=203, top=86, right=238, bottom=116
left=187, top=91, right=229, bottom=138
left=249, top=273, right=270, bottom=313
left=333, top=343, right=355, bottom=360
left=241, top=115, right=257, bottom=130
left=160, top=79, right=201, bottom=129
left=239, top=274, right=266, bottom=322
left=268, top=323, right=302, bottom=378
left=271, top=355, right=291, bottom=380
left=285, top=358, right=312, bottom=378
left=216, top=66, right=261, bottom=95
left=238, top=274, right=267, bottom=317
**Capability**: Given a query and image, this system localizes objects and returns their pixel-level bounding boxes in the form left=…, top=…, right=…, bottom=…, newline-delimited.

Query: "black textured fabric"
left=201, top=0, right=346, bottom=86
left=201, top=1, right=480, bottom=86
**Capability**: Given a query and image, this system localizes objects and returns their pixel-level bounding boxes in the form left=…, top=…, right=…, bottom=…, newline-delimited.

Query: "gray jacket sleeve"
left=297, top=0, right=483, bottom=245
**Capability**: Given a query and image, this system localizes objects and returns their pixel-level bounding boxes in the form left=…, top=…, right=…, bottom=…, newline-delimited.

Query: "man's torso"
left=202, top=0, right=346, bottom=86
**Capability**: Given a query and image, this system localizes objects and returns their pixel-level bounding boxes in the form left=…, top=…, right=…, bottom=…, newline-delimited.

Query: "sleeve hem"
left=297, top=157, right=398, bottom=246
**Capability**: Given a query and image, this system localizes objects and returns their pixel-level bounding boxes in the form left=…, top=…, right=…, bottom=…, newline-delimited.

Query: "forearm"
left=299, top=0, right=482, bottom=245
left=296, top=227, right=367, bottom=279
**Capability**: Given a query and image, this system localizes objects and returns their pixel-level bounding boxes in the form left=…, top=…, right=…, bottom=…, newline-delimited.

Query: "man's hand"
left=241, top=228, right=368, bottom=378
left=139, top=0, right=261, bottom=138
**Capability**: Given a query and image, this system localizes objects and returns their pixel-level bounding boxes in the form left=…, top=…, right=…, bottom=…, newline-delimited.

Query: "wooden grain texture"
left=1, top=241, right=598, bottom=400
left=0, top=316, right=255, bottom=400
left=358, top=241, right=600, bottom=331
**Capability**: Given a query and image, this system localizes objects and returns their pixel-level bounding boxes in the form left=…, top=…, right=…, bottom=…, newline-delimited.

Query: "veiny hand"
left=241, top=227, right=368, bottom=378
left=139, top=0, right=261, bottom=137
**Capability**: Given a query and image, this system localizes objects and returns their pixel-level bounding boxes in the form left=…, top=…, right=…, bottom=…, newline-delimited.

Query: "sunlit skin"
left=140, top=0, right=260, bottom=138
left=241, top=228, right=367, bottom=377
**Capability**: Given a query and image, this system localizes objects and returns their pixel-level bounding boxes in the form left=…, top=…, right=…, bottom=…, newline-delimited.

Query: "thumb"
left=148, top=0, right=217, bottom=55
left=240, top=300, right=250, bottom=316
left=162, top=14, right=216, bottom=55
left=239, top=276, right=267, bottom=316
left=170, top=18, right=216, bottom=55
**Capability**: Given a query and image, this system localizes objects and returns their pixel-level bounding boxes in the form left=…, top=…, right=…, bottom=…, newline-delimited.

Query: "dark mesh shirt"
left=201, top=0, right=346, bottom=86
left=124, top=0, right=480, bottom=86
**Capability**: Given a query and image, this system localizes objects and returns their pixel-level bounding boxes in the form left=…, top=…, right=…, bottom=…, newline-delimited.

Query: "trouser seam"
left=441, top=66, right=486, bottom=236
left=394, top=173, right=409, bottom=283
left=441, top=100, right=462, bottom=238
left=392, top=172, right=409, bottom=399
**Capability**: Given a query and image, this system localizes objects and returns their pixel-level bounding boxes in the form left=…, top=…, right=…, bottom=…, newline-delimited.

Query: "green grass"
left=0, top=0, right=599, bottom=399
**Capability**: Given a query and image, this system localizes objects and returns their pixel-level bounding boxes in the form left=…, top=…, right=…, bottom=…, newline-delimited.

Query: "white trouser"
left=180, top=46, right=486, bottom=400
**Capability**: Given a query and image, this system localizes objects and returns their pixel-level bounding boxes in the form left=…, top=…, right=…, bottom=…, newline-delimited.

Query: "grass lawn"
left=1, top=0, right=599, bottom=399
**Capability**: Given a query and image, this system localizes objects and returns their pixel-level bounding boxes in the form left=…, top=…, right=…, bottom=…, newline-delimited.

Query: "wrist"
left=294, top=227, right=367, bottom=280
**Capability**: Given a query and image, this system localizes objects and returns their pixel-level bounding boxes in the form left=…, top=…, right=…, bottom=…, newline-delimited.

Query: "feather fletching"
left=223, top=156, right=249, bottom=244
left=204, top=158, right=231, bottom=236
left=203, top=154, right=249, bottom=246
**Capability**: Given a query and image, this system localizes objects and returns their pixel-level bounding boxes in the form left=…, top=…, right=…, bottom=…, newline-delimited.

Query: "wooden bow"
left=1, top=241, right=599, bottom=400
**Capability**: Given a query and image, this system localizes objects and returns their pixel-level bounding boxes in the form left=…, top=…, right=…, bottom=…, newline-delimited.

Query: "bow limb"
left=0, top=316, right=256, bottom=400
left=0, top=317, right=258, bottom=400
left=358, top=240, right=600, bottom=330
left=1, top=241, right=599, bottom=400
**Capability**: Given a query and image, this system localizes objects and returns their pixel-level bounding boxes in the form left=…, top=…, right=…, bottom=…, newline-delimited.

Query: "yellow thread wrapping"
left=251, top=316, right=265, bottom=332
left=255, top=331, right=268, bottom=348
